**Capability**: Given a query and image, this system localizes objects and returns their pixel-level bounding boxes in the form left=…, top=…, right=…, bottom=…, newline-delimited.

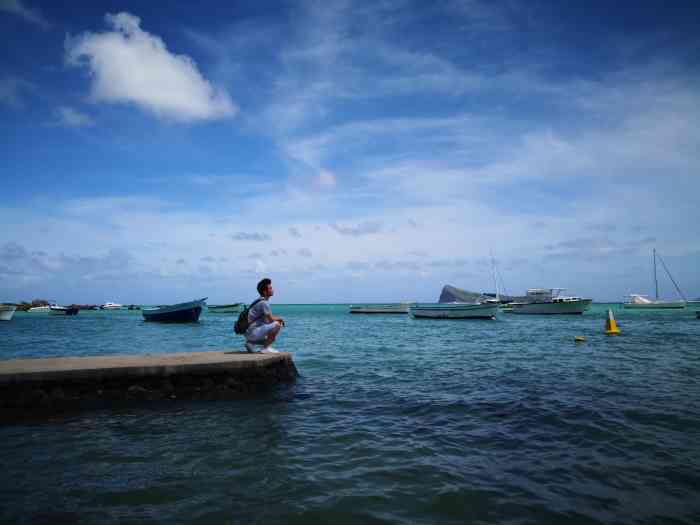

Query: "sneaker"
left=260, top=347, right=279, bottom=353
left=244, top=342, right=255, bottom=353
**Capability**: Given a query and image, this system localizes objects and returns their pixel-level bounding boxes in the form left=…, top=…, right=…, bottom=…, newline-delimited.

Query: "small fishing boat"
left=409, top=302, right=498, bottom=319
left=142, top=298, right=207, bottom=323
left=0, top=304, right=17, bottom=321
left=624, top=249, right=687, bottom=309
left=49, top=305, right=79, bottom=316
left=100, top=302, right=123, bottom=310
left=349, top=303, right=412, bottom=314
left=208, top=303, right=243, bottom=314
left=508, top=289, right=591, bottom=315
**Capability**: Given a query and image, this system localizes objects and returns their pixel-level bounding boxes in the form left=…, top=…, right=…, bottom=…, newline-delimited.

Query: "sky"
left=1, top=0, right=699, bottom=304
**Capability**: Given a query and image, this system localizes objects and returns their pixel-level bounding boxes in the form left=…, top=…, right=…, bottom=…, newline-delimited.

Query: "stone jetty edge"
left=0, top=351, right=299, bottom=416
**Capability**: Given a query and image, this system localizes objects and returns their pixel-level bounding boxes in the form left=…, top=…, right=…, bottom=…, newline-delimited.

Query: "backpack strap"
left=247, top=298, right=266, bottom=325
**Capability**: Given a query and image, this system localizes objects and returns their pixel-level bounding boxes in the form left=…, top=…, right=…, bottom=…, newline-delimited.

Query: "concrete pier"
left=0, top=351, right=298, bottom=417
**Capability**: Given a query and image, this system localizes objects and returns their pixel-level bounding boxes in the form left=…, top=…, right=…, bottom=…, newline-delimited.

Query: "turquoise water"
left=1, top=304, right=700, bottom=524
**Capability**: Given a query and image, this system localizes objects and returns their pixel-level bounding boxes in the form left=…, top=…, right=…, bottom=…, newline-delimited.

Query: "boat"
left=142, top=298, right=207, bottom=323
left=508, top=288, right=592, bottom=315
left=28, top=304, right=52, bottom=312
left=624, top=249, right=687, bottom=309
left=208, top=303, right=243, bottom=314
left=100, top=302, right=123, bottom=310
left=0, top=304, right=17, bottom=321
left=349, top=303, right=412, bottom=314
left=409, top=302, right=498, bottom=319
left=49, top=305, right=79, bottom=316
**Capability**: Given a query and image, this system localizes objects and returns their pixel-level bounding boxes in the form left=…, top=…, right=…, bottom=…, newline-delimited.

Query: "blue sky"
left=1, top=0, right=699, bottom=304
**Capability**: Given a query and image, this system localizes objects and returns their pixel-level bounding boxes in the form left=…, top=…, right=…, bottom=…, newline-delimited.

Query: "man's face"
left=266, top=283, right=274, bottom=297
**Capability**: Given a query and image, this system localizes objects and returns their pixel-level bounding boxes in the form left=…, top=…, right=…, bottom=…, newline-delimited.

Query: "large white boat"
left=100, top=302, right=123, bottom=310
left=349, top=303, right=412, bottom=314
left=508, top=289, right=592, bottom=315
left=0, top=304, right=17, bottom=321
left=409, top=302, right=498, bottom=319
left=624, top=249, right=687, bottom=309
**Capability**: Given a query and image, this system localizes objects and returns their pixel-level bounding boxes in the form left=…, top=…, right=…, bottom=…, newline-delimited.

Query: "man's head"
left=257, top=278, right=273, bottom=298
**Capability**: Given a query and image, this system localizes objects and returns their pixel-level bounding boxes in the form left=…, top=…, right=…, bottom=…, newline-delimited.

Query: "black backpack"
left=233, top=298, right=263, bottom=335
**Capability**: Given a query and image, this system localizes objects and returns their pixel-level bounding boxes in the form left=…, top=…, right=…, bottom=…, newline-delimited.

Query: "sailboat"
left=624, top=249, right=686, bottom=309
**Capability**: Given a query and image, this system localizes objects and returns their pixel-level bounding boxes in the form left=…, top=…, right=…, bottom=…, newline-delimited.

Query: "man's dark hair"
left=257, top=278, right=272, bottom=295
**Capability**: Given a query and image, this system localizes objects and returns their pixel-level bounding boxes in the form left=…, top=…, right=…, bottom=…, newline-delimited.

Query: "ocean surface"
left=1, top=304, right=699, bottom=524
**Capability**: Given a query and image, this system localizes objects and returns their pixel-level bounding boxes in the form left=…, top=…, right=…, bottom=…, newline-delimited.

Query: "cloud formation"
left=53, top=106, right=95, bottom=128
left=0, top=0, right=49, bottom=28
left=65, top=12, right=237, bottom=121
left=230, top=232, right=271, bottom=242
left=331, top=221, right=383, bottom=236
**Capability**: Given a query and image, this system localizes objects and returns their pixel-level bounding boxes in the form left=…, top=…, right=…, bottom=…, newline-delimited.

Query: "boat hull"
left=49, top=306, right=79, bottom=316
left=0, top=305, right=16, bottom=321
left=142, top=298, right=206, bottom=323
left=510, top=299, right=592, bottom=315
left=208, top=304, right=242, bottom=314
left=349, top=304, right=410, bottom=314
left=623, top=301, right=686, bottom=309
left=410, top=303, right=498, bottom=319
left=28, top=306, right=50, bottom=313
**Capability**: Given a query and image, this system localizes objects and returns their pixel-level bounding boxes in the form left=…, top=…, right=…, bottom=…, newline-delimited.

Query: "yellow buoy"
left=605, top=308, right=620, bottom=335
left=575, top=336, right=585, bottom=343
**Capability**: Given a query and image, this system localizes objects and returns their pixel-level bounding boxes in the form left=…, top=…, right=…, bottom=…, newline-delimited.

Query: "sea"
left=1, top=304, right=699, bottom=524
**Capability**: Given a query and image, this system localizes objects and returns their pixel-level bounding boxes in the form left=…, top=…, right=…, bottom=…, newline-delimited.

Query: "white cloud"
left=53, top=106, right=95, bottom=128
left=0, top=76, right=33, bottom=108
left=0, top=0, right=49, bottom=28
left=65, top=12, right=237, bottom=122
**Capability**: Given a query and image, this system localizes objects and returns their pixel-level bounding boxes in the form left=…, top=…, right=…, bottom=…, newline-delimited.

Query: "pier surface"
left=0, top=351, right=298, bottom=416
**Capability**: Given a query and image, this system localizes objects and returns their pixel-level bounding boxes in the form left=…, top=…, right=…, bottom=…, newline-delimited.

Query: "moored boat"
left=623, top=294, right=685, bottom=309
left=508, top=288, right=591, bottom=315
left=208, top=303, right=243, bottom=314
left=49, top=305, right=79, bottom=316
left=624, top=249, right=687, bottom=309
left=100, top=302, right=123, bottom=310
left=349, top=303, right=412, bottom=314
left=409, top=302, right=498, bottom=319
left=28, top=304, right=52, bottom=313
left=142, top=298, right=207, bottom=323
left=0, top=304, right=17, bottom=321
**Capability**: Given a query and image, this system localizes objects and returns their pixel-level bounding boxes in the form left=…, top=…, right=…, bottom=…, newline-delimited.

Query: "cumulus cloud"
left=316, top=169, right=336, bottom=189
left=289, top=227, right=302, bottom=238
left=65, top=12, right=237, bottom=122
left=230, top=232, right=271, bottom=241
left=298, top=248, right=312, bottom=258
left=53, top=106, right=95, bottom=128
left=331, top=221, right=382, bottom=236
left=0, top=0, right=50, bottom=28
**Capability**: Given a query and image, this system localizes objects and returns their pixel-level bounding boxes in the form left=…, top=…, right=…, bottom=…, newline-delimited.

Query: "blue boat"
left=142, top=298, right=207, bottom=323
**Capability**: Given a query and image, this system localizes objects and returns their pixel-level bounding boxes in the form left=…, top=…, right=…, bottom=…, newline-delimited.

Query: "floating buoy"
left=605, top=308, right=620, bottom=335
left=575, top=336, right=585, bottom=343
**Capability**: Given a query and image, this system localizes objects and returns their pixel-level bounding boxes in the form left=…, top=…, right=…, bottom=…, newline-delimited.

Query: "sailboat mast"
left=491, top=252, right=500, bottom=302
left=653, top=248, right=659, bottom=300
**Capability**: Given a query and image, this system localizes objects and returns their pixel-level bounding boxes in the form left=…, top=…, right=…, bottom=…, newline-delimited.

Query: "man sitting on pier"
left=245, top=278, right=285, bottom=353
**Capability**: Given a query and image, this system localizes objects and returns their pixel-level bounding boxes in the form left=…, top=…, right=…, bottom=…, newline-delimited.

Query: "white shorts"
left=246, top=321, right=280, bottom=343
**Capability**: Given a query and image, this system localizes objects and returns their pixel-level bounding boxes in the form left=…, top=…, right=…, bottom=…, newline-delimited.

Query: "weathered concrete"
left=0, top=351, right=298, bottom=417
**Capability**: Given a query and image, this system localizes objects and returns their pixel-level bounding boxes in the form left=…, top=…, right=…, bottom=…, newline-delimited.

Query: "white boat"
left=349, top=303, right=412, bottom=314
left=208, top=303, right=243, bottom=314
left=624, top=294, right=685, bottom=309
left=409, top=302, right=498, bottom=319
left=28, top=304, right=52, bottom=312
left=624, top=249, right=687, bottom=309
left=0, top=304, right=17, bottom=321
left=508, top=288, right=592, bottom=315
left=100, top=302, right=123, bottom=310
left=49, top=305, right=79, bottom=316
